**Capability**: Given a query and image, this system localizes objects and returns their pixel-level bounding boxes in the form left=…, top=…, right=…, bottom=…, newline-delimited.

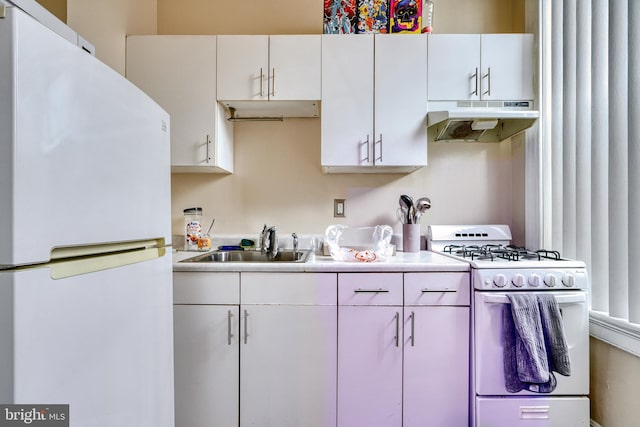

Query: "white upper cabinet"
left=321, top=34, right=428, bottom=173
left=428, top=34, right=534, bottom=101
left=126, top=36, right=233, bottom=173
left=269, top=35, right=322, bottom=100
left=216, top=35, right=321, bottom=101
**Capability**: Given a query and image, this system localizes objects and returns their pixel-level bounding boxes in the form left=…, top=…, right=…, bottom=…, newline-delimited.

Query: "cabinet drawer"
left=338, top=273, right=403, bottom=305
left=404, top=273, right=470, bottom=306
left=241, top=272, right=337, bottom=305
left=173, top=272, right=240, bottom=304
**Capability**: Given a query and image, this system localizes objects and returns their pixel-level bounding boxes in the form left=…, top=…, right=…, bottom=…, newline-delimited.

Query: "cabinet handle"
left=483, top=67, right=491, bottom=96
left=421, top=288, right=457, bottom=293
left=394, top=312, right=400, bottom=347
left=354, top=288, right=389, bottom=293
left=363, top=134, right=371, bottom=164
left=227, top=310, right=234, bottom=346
left=243, top=309, right=249, bottom=344
left=259, top=68, right=264, bottom=97
left=206, top=134, right=211, bottom=163
left=271, top=67, right=276, bottom=97
left=409, top=311, right=415, bottom=347
left=472, top=67, right=479, bottom=96
left=375, top=134, right=383, bottom=163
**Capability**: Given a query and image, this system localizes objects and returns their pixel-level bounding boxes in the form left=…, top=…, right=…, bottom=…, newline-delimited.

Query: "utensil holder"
left=402, top=224, right=421, bottom=252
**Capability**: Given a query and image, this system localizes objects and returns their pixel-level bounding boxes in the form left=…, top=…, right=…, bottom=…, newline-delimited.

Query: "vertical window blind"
left=545, top=0, right=640, bottom=353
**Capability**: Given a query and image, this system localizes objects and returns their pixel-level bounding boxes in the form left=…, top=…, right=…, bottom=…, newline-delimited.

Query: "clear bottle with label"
left=184, top=207, right=203, bottom=250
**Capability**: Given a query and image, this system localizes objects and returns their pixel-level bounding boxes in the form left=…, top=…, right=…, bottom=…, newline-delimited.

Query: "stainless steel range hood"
left=427, top=101, right=539, bottom=142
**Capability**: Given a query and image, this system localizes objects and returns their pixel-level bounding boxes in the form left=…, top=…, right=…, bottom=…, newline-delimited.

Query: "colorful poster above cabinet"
left=324, top=0, right=357, bottom=34
left=356, top=0, right=389, bottom=33
left=390, top=0, right=422, bottom=33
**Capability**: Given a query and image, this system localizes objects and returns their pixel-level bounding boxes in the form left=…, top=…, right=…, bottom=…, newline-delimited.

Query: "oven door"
left=474, top=291, right=589, bottom=396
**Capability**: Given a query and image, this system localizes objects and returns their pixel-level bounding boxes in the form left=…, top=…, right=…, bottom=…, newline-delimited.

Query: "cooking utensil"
left=206, top=218, right=216, bottom=235
left=399, top=194, right=414, bottom=224
left=414, top=197, right=431, bottom=222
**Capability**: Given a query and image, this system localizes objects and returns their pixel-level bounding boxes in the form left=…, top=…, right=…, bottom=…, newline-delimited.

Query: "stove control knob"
left=493, top=274, right=507, bottom=288
left=512, top=274, right=526, bottom=288
left=528, top=274, right=542, bottom=287
left=562, top=273, right=576, bottom=287
left=544, top=274, right=557, bottom=287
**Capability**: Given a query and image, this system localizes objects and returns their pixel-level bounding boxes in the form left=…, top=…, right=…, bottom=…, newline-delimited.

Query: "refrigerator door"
left=0, top=253, right=174, bottom=427
left=0, top=7, right=171, bottom=267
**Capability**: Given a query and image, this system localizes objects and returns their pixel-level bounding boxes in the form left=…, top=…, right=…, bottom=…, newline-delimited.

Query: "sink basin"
left=180, top=250, right=312, bottom=263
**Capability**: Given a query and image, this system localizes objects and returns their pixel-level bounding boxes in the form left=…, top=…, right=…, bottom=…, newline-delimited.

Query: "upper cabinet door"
left=480, top=34, right=534, bottom=100
left=428, top=34, right=480, bottom=101
left=321, top=35, right=375, bottom=168
left=269, top=35, right=321, bottom=100
left=126, top=35, right=233, bottom=173
left=217, top=35, right=321, bottom=101
left=428, top=34, right=534, bottom=101
left=374, top=34, right=428, bottom=167
left=217, top=35, right=270, bottom=101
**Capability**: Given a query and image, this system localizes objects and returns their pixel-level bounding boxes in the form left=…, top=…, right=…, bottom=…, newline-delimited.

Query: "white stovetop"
left=433, top=250, right=587, bottom=270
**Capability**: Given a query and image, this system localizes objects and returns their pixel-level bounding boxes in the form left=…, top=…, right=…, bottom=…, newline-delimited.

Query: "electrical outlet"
left=334, top=199, right=345, bottom=218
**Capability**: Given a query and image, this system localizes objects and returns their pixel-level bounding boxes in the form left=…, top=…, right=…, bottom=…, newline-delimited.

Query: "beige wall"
left=35, top=0, right=66, bottom=22
left=157, top=0, right=524, bottom=35
left=171, top=120, right=516, bottom=238
left=67, top=0, right=157, bottom=75
left=590, top=337, right=640, bottom=427
left=162, top=0, right=526, bottom=240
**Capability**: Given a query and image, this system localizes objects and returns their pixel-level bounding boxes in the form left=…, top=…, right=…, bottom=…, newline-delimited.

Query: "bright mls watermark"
left=0, top=405, right=68, bottom=427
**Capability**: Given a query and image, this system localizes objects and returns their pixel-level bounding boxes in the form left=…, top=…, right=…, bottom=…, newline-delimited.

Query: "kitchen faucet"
left=292, top=232, right=298, bottom=255
left=260, top=224, right=278, bottom=256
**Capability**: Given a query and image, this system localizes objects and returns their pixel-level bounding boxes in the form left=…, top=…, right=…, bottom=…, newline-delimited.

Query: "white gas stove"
left=427, top=224, right=588, bottom=291
left=427, top=224, right=591, bottom=427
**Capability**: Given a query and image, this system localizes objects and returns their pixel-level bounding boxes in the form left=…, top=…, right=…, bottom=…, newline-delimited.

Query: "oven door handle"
left=485, top=293, right=587, bottom=304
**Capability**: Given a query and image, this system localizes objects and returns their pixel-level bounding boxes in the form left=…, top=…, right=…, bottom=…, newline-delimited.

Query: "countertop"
left=172, top=250, right=470, bottom=273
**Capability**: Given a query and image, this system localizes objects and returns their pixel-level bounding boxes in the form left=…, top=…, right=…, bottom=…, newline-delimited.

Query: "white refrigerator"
left=0, top=5, right=174, bottom=427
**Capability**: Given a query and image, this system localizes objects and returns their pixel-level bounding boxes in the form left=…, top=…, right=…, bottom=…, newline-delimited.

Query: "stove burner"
left=442, top=244, right=563, bottom=262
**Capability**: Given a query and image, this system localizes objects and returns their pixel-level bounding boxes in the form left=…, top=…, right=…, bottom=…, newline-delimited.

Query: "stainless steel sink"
left=180, top=249, right=312, bottom=263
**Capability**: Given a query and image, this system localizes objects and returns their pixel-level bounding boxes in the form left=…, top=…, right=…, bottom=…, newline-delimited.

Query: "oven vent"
left=427, top=225, right=512, bottom=251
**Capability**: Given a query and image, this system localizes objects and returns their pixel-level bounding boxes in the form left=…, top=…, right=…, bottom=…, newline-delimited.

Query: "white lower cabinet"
left=337, top=272, right=470, bottom=427
left=173, top=270, right=470, bottom=427
left=240, top=304, right=337, bottom=426
left=403, top=306, right=470, bottom=426
left=240, top=272, right=337, bottom=427
left=338, top=305, right=404, bottom=426
left=172, top=272, right=240, bottom=427
left=173, top=305, right=240, bottom=427
left=403, top=273, right=470, bottom=427
left=174, top=271, right=337, bottom=427
left=337, top=273, right=403, bottom=426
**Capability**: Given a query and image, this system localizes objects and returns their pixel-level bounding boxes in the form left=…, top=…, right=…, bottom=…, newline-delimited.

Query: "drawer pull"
left=520, top=406, right=550, bottom=420
left=354, top=288, right=390, bottom=293
left=421, top=288, right=457, bottom=293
